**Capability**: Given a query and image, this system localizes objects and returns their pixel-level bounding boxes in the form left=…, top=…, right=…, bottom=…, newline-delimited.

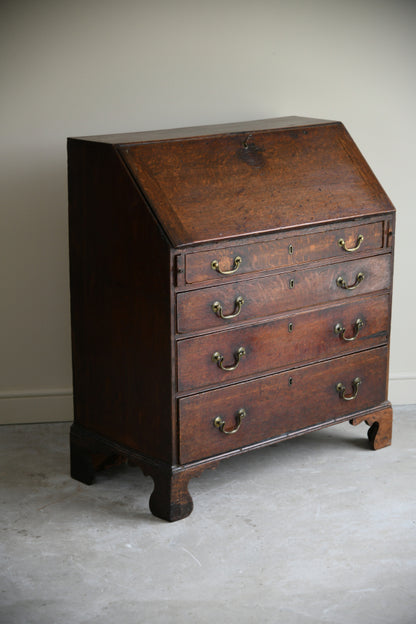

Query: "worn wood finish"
left=177, top=294, right=389, bottom=393
left=179, top=347, right=388, bottom=464
left=68, top=116, right=395, bottom=521
left=185, top=220, right=383, bottom=284
left=177, top=253, right=392, bottom=334
left=120, top=124, right=393, bottom=247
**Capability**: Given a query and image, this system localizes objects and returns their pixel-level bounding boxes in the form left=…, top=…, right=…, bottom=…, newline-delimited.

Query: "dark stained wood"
left=144, top=462, right=220, bottom=522
left=70, top=423, right=128, bottom=485
left=184, top=220, right=384, bottom=284
left=177, top=294, right=389, bottom=393
left=177, top=253, right=392, bottom=334
left=119, top=124, right=394, bottom=247
left=68, top=116, right=395, bottom=521
left=67, top=140, right=174, bottom=462
left=179, top=347, right=389, bottom=464
left=70, top=421, right=220, bottom=521
left=70, top=422, right=204, bottom=521
left=70, top=432, right=96, bottom=485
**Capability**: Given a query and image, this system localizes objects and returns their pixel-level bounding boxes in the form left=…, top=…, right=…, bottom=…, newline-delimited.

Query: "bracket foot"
left=350, top=403, right=392, bottom=450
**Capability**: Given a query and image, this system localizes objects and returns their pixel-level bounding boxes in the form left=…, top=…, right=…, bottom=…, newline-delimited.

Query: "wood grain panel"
left=177, top=294, right=389, bottom=393
left=119, top=124, right=394, bottom=247
left=68, top=141, right=174, bottom=461
left=185, top=220, right=383, bottom=284
left=179, top=347, right=388, bottom=463
left=177, top=253, right=392, bottom=334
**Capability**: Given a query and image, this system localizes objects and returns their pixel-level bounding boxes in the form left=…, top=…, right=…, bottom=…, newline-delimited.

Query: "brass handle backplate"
left=211, top=256, right=242, bottom=275
left=214, top=408, right=246, bottom=435
left=212, top=346, right=246, bottom=371
left=336, top=377, right=362, bottom=401
left=336, top=272, right=365, bottom=290
left=334, top=318, right=364, bottom=342
left=338, top=234, right=364, bottom=252
left=212, top=296, right=245, bottom=319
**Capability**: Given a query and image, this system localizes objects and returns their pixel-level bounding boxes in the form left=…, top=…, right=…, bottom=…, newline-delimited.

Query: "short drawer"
left=177, top=294, right=390, bottom=393
left=177, top=253, right=392, bottom=334
left=178, top=346, right=388, bottom=464
left=185, top=220, right=384, bottom=284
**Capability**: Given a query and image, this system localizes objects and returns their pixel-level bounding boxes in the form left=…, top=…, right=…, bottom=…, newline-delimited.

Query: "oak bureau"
left=68, top=116, right=395, bottom=521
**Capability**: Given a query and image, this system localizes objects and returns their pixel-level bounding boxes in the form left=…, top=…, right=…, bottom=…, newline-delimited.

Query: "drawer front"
left=178, top=346, right=388, bottom=464
left=177, top=294, right=389, bottom=393
left=177, top=253, right=392, bottom=334
left=185, top=221, right=383, bottom=284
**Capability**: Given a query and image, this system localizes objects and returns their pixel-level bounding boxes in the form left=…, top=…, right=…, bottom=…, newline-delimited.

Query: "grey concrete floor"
left=1, top=406, right=415, bottom=624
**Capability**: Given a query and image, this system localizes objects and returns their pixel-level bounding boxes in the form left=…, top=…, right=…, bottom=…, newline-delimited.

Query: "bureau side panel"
left=68, top=140, right=173, bottom=461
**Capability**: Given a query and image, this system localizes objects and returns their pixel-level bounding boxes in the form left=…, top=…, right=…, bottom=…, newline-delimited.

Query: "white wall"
left=1, top=0, right=415, bottom=424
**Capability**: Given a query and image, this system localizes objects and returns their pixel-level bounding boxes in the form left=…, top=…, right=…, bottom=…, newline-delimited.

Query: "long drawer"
left=178, top=346, right=388, bottom=464
left=177, top=294, right=389, bottom=393
left=177, top=253, right=392, bottom=334
left=184, top=220, right=383, bottom=284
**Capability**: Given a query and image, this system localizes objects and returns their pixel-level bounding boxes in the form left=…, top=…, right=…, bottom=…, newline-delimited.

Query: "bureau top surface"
left=73, top=117, right=395, bottom=247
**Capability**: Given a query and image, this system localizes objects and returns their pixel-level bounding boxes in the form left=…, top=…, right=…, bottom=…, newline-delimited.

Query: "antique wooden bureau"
left=68, top=116, right=395, bottom=521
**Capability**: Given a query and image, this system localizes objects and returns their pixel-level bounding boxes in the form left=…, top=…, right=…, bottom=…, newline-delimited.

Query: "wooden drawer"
left=177, top=294, right=389, bottom=393
left=177, top=253, right=392, bottom=334
left=178, top=346, right=388, bottom=464
left=185, top=220, right=383, bottom=284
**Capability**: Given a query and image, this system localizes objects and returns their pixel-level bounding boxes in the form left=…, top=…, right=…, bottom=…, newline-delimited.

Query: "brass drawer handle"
left=336, top=377, right=362, bottom=401
left=211, top=256, right=242, bottom=275
left=212, top=346, right=246, bottom=371
left=214, top=408, right=246, bottom=435
left=338, top=234, right=364, bottom=252
left=212, top=296, right=245, bottom=319
left=336, top=272, right=365, bottom=290
left=334, top=318, right=364, bottom=342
